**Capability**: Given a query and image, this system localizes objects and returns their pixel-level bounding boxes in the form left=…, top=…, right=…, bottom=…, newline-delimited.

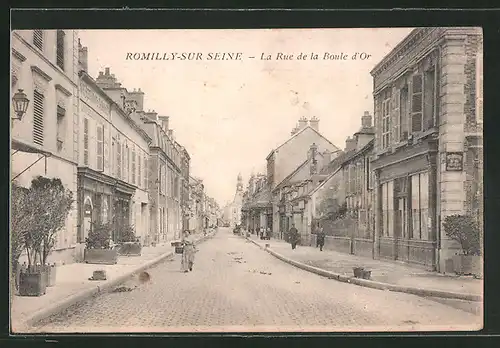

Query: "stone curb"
left=245, top=237, right=482, bottom=302
left=19, top=233, right=216, bottom=330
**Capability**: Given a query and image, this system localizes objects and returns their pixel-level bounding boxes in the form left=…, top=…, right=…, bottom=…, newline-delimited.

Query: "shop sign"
left=446, top=152, right=463, bottom=171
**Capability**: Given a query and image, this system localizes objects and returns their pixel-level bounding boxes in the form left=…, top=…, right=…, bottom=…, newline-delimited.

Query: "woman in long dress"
left=181, top=230, right=196, bottom=272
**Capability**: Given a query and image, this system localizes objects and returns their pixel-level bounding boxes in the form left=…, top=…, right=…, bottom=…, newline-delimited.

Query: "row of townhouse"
left=187, top=176, right=220, bottom=232
left=242, top=27, right=483, bottom=272
left=10, top=29, right=197, bottom=265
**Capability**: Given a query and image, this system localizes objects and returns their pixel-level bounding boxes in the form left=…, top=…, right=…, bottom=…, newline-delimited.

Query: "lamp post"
left=12, top=89, right=30, bottom=122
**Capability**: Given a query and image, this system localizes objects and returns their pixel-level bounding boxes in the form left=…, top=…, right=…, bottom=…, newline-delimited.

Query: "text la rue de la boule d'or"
left=125, top=51, right=372, bottom=61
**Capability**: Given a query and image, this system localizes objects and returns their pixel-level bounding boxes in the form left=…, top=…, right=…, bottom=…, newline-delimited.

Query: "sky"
left=79, top=28, right=414, bottom=206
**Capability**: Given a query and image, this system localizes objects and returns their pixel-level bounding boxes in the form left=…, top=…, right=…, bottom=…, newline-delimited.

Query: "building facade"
left=266, top=117, right=341, bottom=236
left=189, top=176, right=205, bottom=233
left=370, top=27, right=483, bottom=271
left=11, top=29, right=80, bottom=264
left=225, top=174, right=244, bottom=228
left=76, top=66, right=151, bottom=259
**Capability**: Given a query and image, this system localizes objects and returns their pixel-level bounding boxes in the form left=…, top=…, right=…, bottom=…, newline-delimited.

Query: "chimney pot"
left=105, top=67, right=110, bottom=75
left=361, top=111, right=372, bottom=128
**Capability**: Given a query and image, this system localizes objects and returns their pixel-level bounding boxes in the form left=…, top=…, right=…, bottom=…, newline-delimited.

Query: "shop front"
left=372, top=138, right=438, bottom=269
left=77, top=167, right=135, bottom=248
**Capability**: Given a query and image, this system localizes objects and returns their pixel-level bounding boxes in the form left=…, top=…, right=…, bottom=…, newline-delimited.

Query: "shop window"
left=382, top=183, right=388, bottom=237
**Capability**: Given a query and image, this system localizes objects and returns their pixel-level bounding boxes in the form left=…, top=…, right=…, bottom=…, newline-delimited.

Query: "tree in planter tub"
left=10, top=183, right=31, bottom=295
left=443, top=214, right=483, bottom=276
left=84, top=222, right=118, bottom=264
left=31, top=177, right=73, bottom=287
left=15, top=176, right=73, bottom=296
left=116, top=224, right=142, bottom=256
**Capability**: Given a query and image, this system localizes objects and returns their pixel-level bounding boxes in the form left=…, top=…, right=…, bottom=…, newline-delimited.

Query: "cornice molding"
left=55, top=83, right=72, bottom=96
left=31, top=65, right=52, bottom=82
left=12, top=48, right=26, bottom=62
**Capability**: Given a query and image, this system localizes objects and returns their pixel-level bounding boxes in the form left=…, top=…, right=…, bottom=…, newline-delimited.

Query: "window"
left=56, top=30, right=65, bottom=71
left=410, top=172, right=429, bottom=240
left=423, top=68, right=436, bottom=129
left=357, top=161, right=363, bottom=193
left=387, top=180, right=394, bottom=237
left=400, top=86, right=409, bottom=141
left=83, top=118, right=89, bottom=165
left=33, top=30, right=43, bottom=50
left=476, top=50, right=483, bottom=123
left=131, top=147, right=136, bottom=185
left=33, top=90, right=45, bottom=146
left=138, top=154, right=142, bottom=188
left=411, top=74, right=423, bottom=133
left=96, top=125, right=104, bottom=171
left=382, top=90, right=391, bottom=148
left=56, top=106, right=66, bottom=151
left=382, top=183, right=388, bottom=236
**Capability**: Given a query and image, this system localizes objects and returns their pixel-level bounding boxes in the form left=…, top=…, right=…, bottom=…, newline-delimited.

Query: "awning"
left=11, top=138, right=52, bottom=182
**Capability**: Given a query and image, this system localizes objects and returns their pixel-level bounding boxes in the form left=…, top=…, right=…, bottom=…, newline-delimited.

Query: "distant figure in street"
left=265, top=228, right=271, bottom=240
left=181, top=230, right=197, bottom=273
left=288, top=224, right=300, bottom=250
left=260, top=227, right=264, bottom=240
left=316, top=225, right=325, bottom=251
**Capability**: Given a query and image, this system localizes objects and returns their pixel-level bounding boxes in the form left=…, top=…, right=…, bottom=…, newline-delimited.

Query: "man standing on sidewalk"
left=289, top=224, right=299, bottom=250
left=316, top=226, right=325, bottom=251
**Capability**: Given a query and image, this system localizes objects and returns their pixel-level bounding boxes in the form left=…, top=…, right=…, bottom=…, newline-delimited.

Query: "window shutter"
left=411, top=74, right=423, bottom=133
left=56, top=30, right=65, bottom=70
left=144, top=156, right=148, bottom=189
left=132, top=147, right=136, bottom=185
left=103, top=125, right=109, bottom=171
left=393, top=89, right=400, bottom=143
left=33, top=30, right=43, bottom=50
left=138, top=154, right=142, bottom=188
left=33, top=90, right=44, bottom=146
left=83, top=118, right=89, bottom=165
left=96, top=125, right=104, bottom=171
left=423, top=68, right=436, bottom=130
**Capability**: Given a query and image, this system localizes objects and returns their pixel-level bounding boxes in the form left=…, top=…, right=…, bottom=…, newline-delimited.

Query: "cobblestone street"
left=30, top=228, right=481, bottom=333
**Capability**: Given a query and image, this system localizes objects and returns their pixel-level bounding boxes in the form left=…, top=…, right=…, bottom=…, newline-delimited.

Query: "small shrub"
left=85, top=222, right=112, bottom=249
left=119, top=224, right=137, bottom=243
left=443, top=214, right=482, bottom=256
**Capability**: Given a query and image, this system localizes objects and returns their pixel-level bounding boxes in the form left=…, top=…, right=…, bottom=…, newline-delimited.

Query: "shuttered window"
left=33, top=90, right=44, bottom=146
left=411, top=74, right=424, bottom=133
left=96, top=125, right=104, bottom=171
left=33, top=30, right=43, bottom=50
left=423, top=68, right=436, bottom=130
left=393, top=89, right=400, bottom=143
left=56, top=30, right=65, bottom=71
left=83, top=118, right=89, bottom=165
left=131, top=147, right=136, bottom=185
left=400, top=86, right=409, bottom=141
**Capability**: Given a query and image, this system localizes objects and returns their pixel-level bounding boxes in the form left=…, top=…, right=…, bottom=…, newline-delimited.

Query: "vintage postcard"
left=10, top=26, right=483, bottom=333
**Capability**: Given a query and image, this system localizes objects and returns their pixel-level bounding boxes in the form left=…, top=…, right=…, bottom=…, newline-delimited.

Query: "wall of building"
left=12, top=30, right=79, bottom=263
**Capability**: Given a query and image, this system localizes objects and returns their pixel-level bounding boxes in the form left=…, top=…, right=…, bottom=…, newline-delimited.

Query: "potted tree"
left=84, top=222, right=118, bottom=264
left=30, top=177, right=73, bottom=287
left=117, top=224, right=142, bottom=256
left=443, top=214, right=482, bottom=277
left=11, top=183, right=30, bottom=296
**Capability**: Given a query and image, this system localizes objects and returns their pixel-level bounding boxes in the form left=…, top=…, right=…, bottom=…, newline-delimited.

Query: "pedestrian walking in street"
left=288, top=224, right=300, bottom=250
left=260, top=227, right=264, bottom=240
left=181, top=230, right=197, bottom=273
left=316, top=225, right=325, bottom=251
left=265, top=227, right=271, bottom=240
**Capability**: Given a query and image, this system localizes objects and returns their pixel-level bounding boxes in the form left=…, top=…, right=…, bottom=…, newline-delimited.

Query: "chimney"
left=345, top=136, right=357, bottom=152
left=78, top=42, right=88, bottom=72
left=322, top=149, right=332, bottom=167
left=298, top=116, right=308, bottom=129
left=105, top=67, right=110, bottom=75
left=291, top=124, right=299, bottom=136
left=128, top=88, right=145, bottom=111
left=158, top=116, right=169, bottom=131
left=309, top=116, right=319, bottom=131
left=361, top=111, right=372, bottom=129
left=308, top=143, right=318, bottom=174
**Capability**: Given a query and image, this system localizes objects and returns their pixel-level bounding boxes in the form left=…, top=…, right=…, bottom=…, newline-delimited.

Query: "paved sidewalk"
left=11, top=232, right=214, bottom=330
left=246, top=234, right=482, bottom=298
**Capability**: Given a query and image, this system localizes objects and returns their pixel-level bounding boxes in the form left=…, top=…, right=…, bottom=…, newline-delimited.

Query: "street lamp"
left=12, top=89, right=30, bottom=121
